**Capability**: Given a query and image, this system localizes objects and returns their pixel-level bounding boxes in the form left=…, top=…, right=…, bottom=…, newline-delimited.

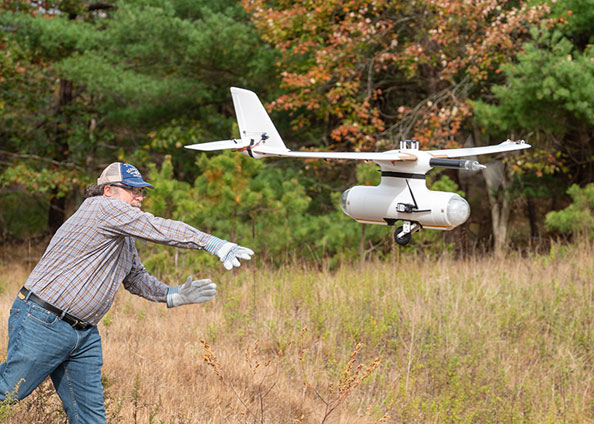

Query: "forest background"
left=0, top=0, right=592, bottom=260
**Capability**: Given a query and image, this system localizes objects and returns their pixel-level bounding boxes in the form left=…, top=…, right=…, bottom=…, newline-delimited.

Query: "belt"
left=18, top=287, right=91, bottom=330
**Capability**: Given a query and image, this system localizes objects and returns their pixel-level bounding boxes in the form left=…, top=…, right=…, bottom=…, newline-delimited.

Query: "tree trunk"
left=471, top=125, right=514, bottom=253
left=48, top=78, right=73, bottom=234
left=526, top=196, right=539, bottom=241
left=482, top=160, right=512, bottom=254
left=48, top=195, right=66, bottom=234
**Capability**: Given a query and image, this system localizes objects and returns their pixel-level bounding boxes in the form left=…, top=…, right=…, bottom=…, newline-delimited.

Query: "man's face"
left=103, top=184, right=146, bottom=208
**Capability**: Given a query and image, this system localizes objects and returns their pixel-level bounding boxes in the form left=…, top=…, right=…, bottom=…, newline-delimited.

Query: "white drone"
left=186, top=87, right=530, bottom=245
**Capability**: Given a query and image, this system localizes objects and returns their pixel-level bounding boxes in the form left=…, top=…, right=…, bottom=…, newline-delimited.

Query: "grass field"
left=0, top=240, right=592, bottom=423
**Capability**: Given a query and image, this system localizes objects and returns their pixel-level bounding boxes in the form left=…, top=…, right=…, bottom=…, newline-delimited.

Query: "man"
left=0, top=162, right=253, bottom=423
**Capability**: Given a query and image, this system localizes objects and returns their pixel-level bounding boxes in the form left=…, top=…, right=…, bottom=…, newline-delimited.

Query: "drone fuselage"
left=340, top=151, right=470, bottom=231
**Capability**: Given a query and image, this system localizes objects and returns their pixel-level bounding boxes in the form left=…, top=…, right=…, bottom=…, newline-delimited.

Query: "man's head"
left=97, top=163, right=154, bottom=208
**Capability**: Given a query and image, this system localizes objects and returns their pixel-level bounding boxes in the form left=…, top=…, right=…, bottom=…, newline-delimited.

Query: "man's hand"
left=215, top=242, right=254, bottom=270
left=167, top=276, right=217, bottom=308
left=204, top=237, right=254, bottom=270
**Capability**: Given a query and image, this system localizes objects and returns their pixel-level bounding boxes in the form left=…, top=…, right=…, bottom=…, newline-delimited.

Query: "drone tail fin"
left=230, top=87, right=288, bottom=152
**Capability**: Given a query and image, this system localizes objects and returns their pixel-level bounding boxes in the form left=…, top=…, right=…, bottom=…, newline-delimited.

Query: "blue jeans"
left=0, top=296, right=106, bottom=423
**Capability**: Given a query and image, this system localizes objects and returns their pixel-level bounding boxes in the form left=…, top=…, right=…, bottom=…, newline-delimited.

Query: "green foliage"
left=0, top=164, right=89, bottom=198
left=0, top=11, right=93, bottom=59
left=53, top=0, right=278, bottom=129
left=0, top=388, right=18, bottom=422
left=0, top=191, right=48, bottom=240
left=1, top=0, right=591, bottom=253
left=551, top=0, right=594, bottom=47
left=0, top=0, right=278, bottom=233
left=471, top=7, right=593, bottom=212
left=355, top=162, right=381, bottom=186
left=545, top=183, right=594, bottom=237
left=473, top=27, right=594, bottom=136
left=0, top=163, right=91, bottom=239
left=427, top=172, right=464, bottom=197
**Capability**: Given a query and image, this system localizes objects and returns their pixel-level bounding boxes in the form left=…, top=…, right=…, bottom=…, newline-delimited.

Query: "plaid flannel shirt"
left=25, top=196, right=213, bottom=325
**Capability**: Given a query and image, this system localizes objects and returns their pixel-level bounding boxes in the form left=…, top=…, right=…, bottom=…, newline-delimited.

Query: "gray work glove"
left=204, top=237, right=254, bottom=270
left=166, top=276, right=217, bottom=308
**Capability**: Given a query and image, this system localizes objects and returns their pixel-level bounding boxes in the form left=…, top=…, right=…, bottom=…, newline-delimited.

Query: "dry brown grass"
left=0, top=239, right=593, bottom=423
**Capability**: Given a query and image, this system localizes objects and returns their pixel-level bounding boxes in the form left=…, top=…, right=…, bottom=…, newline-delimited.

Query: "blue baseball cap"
left=97, top=163, right=154, bottom=188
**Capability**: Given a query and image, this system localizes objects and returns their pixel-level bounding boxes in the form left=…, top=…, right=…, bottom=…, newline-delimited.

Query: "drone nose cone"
left=340, top=188, right=352, bottom=216
left=446, top=195, right=470, bottom=227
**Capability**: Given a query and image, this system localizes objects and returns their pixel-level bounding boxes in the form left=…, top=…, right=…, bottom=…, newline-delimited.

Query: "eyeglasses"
left=110, top=184, right=147, bottom=197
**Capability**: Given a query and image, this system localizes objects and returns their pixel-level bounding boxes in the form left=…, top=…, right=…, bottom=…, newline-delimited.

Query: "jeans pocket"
left=27, top=303, right=60, bottom=327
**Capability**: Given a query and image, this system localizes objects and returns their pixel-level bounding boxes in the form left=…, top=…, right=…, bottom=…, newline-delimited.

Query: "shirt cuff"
left=204, top=236, right=226, bottom=255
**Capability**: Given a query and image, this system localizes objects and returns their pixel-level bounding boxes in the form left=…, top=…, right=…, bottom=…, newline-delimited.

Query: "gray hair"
left=85, top=184, right=109, bottom=198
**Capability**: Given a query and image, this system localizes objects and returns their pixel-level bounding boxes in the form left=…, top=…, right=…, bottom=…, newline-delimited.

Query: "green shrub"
left=545, top=183, right=594, bottom=238
left=0, top=191, right=48, bottom=240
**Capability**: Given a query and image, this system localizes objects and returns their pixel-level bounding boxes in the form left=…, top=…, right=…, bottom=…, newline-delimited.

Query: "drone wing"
left=185, top=142, right=417, bottom=162
left=249, top=148, right=417, bottom=161
left=428, top=140, right=531, bottom=158
left=186, top=139, right=529, bottom=160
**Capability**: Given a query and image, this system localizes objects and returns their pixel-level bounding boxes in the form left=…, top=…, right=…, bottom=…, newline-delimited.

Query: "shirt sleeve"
left=97, top=197, right=212, bottom=249
left=122, top=240, right=169, bottom=303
